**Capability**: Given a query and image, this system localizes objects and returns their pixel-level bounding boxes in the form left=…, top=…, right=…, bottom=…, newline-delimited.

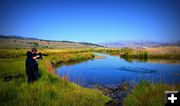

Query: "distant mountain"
left=1, top=35, right=179, bottom=48
left=0, top=35, right=104, bottom=48
left=98, top=40, right=180, bottom=48
left=0, top=35, right=39, bottom=40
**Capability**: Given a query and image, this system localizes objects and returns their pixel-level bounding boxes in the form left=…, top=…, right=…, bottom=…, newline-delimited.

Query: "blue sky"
left=0, top=0, right=180, bottom=43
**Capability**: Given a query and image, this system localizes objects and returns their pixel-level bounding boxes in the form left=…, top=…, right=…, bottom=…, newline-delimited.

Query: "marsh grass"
left=94, top=47, right=180, bottom=59
left=0, top=49, right=110, bottom=106
left=120, top=47, right=180, bottom=59
left=49, top=52, right=95, bottom=65
left=123, top=81, right=180, bottom=106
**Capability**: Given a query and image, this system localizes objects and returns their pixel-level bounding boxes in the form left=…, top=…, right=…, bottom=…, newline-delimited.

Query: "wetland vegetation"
left=0, top=47, right=180, bottom=106
left=0, top=49, right=110, bottom=106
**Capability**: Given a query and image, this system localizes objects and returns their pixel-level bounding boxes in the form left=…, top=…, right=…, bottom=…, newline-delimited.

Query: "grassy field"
left=0, top=47, right=180, bottom=106
left=0, top=49, right=110, bottom=106
left=124, top=81, right=180, bottom=106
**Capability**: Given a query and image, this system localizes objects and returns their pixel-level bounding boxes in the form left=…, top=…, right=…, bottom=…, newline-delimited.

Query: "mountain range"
left=0, top=35, right=179, bottom=48
left=98, top=40, right=180, bottom=48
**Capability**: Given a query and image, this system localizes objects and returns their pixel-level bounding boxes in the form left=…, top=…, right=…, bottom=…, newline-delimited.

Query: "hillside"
left=0, top=35, right=103, bottom=49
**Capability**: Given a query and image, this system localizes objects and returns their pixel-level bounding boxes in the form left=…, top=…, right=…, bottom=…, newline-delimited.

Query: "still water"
left=56, top=53, right=180, bottom=87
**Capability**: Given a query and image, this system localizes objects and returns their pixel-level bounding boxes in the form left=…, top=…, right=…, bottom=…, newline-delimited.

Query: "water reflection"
left=121, top=57, right=180, bottom=64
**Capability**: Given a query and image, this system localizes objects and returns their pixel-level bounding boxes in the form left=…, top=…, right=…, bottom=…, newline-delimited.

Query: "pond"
left=56, top=53, right=180, bottom=88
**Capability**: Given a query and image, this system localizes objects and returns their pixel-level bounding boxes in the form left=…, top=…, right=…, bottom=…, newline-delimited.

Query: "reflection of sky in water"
left=56, top=53, right=180, bottom=87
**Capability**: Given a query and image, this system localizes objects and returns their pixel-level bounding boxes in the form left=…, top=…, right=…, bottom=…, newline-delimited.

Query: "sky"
left=0, top=0, right=180, bottom=43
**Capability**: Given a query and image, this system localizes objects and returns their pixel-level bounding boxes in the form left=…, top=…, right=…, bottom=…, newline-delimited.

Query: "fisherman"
left=31, top=48, right=39, bottom=81
left=25, top=48, right=40, bottom=83
left=25, top=50, right=35, bottom=83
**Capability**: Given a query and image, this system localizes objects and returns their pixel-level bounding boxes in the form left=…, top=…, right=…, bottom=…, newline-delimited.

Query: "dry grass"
left=141, top=46, right=180, bottom=55
left=94, top=55, right=106, bottom=59
left=0, top=38, right=100, bottom=49
left=118, top=46, right=180, bottom=59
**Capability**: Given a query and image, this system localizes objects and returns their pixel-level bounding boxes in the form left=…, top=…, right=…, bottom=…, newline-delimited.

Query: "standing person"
left=25, top=48, right=39, bottom=83
left=31, top=48, right=39, bottom=81
left=25, top=50, right=35, bottom=83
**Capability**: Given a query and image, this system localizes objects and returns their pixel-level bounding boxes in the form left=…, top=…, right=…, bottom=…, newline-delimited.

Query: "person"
left=25, top=50, right=34, bottom=83
left=25, top=48, right=40, bottom=83
left=31, top=48, right=39, bottom=81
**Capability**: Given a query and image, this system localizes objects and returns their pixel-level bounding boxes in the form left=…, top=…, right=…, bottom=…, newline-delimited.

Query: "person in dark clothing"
left=25, top=48, right=39, bottom=83
left=25, top=51, right=35, bottom=83
left=32, top=50, right=39, bottom=81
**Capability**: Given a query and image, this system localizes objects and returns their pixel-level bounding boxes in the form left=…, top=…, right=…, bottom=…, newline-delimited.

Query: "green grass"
left=124, top=81, right=180, bottom=106
left=0, top=49, right=110, bottom=106
left=1, top=48, right=180, bottom=106
left=49, top=52, right=95, bottom=65
left=121, top=51, right=148, bottom=59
